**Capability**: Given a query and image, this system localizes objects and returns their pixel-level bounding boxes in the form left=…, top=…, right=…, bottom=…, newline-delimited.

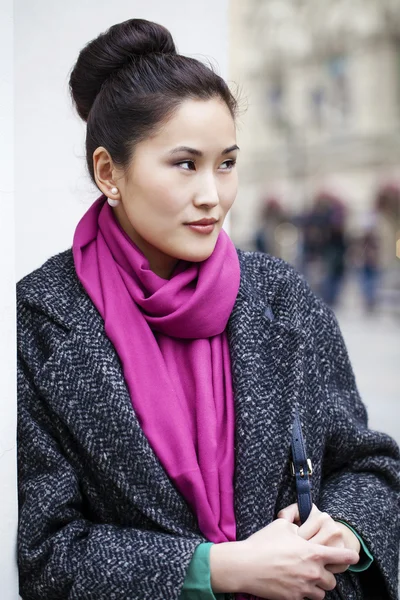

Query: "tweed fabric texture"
left=17, top=249, right=400, bottom=600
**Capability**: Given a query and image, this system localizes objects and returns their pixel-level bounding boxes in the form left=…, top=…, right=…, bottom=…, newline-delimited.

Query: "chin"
left=178, top=239, right=218, bottom=263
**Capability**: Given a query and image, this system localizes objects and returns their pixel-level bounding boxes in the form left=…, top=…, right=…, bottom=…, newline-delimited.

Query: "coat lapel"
left=228, top=262, right=307, bottom=540
left=37, top=287, right=200, bottom=536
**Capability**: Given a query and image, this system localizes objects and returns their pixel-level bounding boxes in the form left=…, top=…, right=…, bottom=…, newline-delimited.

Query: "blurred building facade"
left=229, top=0, right=400, bottom=255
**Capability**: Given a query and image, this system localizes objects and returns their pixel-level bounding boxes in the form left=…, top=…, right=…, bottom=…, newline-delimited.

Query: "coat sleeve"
left=17, top=353, right=203, bottom=600
left=313, top=299, right=400, bottom=600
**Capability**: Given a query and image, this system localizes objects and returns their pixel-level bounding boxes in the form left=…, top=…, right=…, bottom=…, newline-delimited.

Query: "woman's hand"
left=209, top=517, right=359, bottom=600
left=278, top=503, right=361, bottom=574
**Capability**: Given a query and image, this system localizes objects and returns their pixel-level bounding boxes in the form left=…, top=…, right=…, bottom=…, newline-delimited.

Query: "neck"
left=147, top=256, right=179, bottom=280
left=113, top=205, right=178, bottom=280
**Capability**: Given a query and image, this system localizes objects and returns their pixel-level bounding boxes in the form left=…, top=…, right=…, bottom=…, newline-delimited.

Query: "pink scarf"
left=73, top=196, right=241, bottom=547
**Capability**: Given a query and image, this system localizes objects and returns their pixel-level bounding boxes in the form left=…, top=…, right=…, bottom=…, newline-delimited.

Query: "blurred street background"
left=229, top=0, right=400, bottom=445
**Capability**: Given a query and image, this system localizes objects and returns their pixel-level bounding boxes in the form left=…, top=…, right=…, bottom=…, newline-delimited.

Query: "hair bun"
left=69, top=19, right=177, bottom=121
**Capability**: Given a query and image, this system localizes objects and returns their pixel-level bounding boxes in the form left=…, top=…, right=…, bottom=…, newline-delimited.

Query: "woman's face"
left=110, top=98, right=238, bottom=278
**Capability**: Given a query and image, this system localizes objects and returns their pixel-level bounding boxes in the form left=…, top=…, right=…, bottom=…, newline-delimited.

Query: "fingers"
left=302, top=563, right=337, bottom=599
left=307, top=522, right=345, bottom=548
left=326, top=563, right=351, bottom=574
left=303, top=563, right=336, bottom=595
left=300, top=566, right=336, bottom=600
left=277, top=502, right=300, bottom=523
left=317, top=569, right=337, bottom=592
left=304, top=579, right=335, bottom=600
left=298, top=507, right=331, bottom=541
left=277, top=502, right=321, bottom=525
left=316, top=544, right=359, bottom=566
left=335, top=522, right=361, bottom=553
left=304, top=588, right=327, bottom=600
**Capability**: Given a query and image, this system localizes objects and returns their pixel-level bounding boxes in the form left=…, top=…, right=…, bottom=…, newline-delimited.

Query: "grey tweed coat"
left=17, top=248, right=400, bottom=600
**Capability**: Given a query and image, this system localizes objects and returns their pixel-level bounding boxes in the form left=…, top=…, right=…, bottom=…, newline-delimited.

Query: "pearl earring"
left=107, top=186, right=120, bottom=207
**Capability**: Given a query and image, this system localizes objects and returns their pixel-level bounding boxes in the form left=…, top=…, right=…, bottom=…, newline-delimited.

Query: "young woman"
left=17, top=18, right=399, bottom=600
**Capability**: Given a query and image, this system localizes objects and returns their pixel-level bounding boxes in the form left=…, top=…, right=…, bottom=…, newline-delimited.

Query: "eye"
left=219, top=159, right=237, bottom=171
left=176, top=160, right=196, bottom=171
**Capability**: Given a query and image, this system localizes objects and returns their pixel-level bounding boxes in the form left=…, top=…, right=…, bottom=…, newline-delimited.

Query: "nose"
left=192, top=173, right=219, bottom=209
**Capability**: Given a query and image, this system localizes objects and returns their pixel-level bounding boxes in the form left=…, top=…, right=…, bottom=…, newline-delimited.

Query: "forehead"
left=144, top=98, right=236, bottom=151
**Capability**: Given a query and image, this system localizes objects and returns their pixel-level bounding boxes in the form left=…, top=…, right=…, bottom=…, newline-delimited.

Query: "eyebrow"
left=168, top=144, right=240, bottom=157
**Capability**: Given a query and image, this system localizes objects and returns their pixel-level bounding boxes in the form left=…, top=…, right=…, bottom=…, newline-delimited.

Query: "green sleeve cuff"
left=336, top=520, right=374, bottom=572
left=180, top=542, right=226, bottom=600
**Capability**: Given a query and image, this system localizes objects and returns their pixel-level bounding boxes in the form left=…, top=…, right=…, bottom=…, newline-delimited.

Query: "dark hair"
left=69, top=19, right=238, bottom=184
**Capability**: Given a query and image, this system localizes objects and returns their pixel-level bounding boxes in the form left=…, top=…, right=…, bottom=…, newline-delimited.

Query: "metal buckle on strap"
left=291, top=459, right=313, bottom=478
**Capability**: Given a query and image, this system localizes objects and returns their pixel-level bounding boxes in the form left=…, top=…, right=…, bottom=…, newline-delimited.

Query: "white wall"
left=0, top=0, right=19, bottom=598
left=15, top=0, right=230, bottom=280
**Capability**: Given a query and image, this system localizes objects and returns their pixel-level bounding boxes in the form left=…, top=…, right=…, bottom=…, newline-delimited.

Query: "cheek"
left=220, top=176, right=238, bottom=211
left=143, top=181, right=189, bottom=216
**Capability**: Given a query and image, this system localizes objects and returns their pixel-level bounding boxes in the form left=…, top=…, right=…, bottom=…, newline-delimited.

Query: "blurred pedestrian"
left=359, top=227, right=381, bottom=312
left=355, top=182, right=400, bottom=313
left=254, top=196, right=286, bottom=257
left=321, top=222, right=348, bottom=306
left=374, top=182, right=400, bottom=274
left=299, top=190, right=348, bottom=304
left=320, top=194, right=348, bottom=307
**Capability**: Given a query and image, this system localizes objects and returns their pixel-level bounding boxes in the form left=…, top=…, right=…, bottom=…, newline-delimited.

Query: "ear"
left=92, top=147, right=121, bottom=200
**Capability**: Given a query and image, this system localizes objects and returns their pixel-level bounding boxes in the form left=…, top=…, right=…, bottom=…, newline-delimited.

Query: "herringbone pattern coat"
left=17, top=249, right=400, bottom=600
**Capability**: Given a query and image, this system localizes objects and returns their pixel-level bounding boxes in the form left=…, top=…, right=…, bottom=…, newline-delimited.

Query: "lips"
left=185, top=218, right=218, bottom=226
left=185, top=218, right=218, bottom=235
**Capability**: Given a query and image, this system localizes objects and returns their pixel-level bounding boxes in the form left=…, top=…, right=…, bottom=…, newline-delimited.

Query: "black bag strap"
left=291, top=408, right=313, bottom=524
